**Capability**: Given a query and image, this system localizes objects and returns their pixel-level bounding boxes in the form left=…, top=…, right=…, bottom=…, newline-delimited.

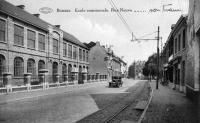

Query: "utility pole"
left=156, top=26, right=160, bottom=89
left=131, top=26, right=160, bottom=89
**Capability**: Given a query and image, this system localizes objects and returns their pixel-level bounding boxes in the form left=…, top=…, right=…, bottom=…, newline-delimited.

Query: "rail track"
left=77, top=81, right=150, bottom=123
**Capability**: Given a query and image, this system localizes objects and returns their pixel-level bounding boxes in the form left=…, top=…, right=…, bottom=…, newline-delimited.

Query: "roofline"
left=0, top=10, right=48, bottom=32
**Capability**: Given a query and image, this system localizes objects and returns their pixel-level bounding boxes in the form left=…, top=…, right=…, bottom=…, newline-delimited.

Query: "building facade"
left=0, top=0, right=91, bottom=87
left=161, top=15, right=187, bottom=93
left=186, top=0, right=200, bottom=99
left=85, top=42, right=125, bottom=81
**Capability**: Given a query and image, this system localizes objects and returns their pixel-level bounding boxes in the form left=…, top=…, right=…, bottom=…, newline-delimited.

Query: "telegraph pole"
left=156, top=26, right=160, bottom=89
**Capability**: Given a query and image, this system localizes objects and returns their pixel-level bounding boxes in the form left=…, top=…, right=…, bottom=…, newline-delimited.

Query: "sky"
left=6, top=0, right=189, bottom=66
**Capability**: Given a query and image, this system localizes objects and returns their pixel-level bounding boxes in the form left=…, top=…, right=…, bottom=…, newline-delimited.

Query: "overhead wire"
left=107, top=0, right=137, bottom=39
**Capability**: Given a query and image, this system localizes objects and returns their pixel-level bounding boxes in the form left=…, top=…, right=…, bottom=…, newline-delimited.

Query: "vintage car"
left=109, top=76, right=123, bottom=88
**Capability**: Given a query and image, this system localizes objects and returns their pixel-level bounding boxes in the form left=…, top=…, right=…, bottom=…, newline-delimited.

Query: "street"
left=0, top=79, right=148, bottom=123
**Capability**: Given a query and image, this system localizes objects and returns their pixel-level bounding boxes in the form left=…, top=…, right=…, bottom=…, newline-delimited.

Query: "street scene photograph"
left=0, top=0, right=199, bottom=123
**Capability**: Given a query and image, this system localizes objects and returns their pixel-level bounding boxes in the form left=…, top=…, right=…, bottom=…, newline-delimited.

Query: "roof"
left=83, top=42, right=96, bottom=49
left=0, top=0, right=88, bottom=49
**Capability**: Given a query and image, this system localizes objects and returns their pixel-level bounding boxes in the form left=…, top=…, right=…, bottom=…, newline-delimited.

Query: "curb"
left=137, top=84, right=154, bottom=123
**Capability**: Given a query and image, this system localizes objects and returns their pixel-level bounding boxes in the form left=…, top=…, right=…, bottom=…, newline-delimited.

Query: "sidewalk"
left=0, top=81, right=107, bottom=105
left=142, top=81, right=199, bottom=123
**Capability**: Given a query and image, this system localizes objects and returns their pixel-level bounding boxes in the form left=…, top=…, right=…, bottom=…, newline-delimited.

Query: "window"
left=182, top=29, right=186, bottom=49
left=83, top=50, right=85, bottom=61
left=38, top=60, right=45, bottom=73
left=63, top=42, right=67, bottom=57
left=14, top=24, right=24, bottom=46
left=53, top=62, right=58, bottom=74
left=0, top=19, right=6, bottom=42
left=53, top=38, right=59, bottom=54
left=62, top=64, right=67, bottom=75
left=38, top=34, right=45, bottom=51
left=0, top=55, right=5, bottom=77
left=175, top=38, right=177, bottom=54
left=27, top=30, right=36, bottom=49
left=73, top=46, right=77, bottom=59
left=68, top=44, right=72, bottom=58
left=14, top=57, right=24, bottom=77
left=178, top=34, right=181, bottom=51
left=86, top=51, right=88, bottom=62
left=27, top=59, right=35, bottom=75
left=79, top=48, right=82, bottom=61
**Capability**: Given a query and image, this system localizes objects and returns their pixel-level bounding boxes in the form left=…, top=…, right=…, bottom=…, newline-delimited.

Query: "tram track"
left=77, top=80, right=151, bottom=123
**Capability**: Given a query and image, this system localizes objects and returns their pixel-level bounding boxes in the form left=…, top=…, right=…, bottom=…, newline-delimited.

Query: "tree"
left=142, top=53, right=158, bottom=79
left=128, top=62, right=136, bottom=78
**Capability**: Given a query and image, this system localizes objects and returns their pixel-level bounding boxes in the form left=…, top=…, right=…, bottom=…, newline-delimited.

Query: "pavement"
left=142, top=81, right=199, bottom=123
left=0, top=81, right=108, bottom=105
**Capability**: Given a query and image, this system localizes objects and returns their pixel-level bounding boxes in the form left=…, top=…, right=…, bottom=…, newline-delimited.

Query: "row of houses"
left=0, top=0, right=127, bottom=92
left=160, top=0, right=200, bottom=101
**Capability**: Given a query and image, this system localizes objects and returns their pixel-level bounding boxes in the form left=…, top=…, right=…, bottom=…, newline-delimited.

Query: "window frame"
left=38, top=33, right=46, bottom=51
left=63, top=42, right=67, bottom=57
left=14, top=57, right=24, bottom=77
left=14, top=24, right=24, bottom=46
left=53, top=38, right=59, bottom=54
left=0, top=18, right=6, bottom=42
left=27, top=29, right=36, bottom=49
left=68, top=44, right=72, bottom=59
left=73, top=46, right=77, bottom=60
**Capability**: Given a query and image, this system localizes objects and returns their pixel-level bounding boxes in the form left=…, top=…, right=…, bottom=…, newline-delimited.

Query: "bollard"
left=24, top=73, right=32, bottom=91
left=3, top=72, right=12, bottom=93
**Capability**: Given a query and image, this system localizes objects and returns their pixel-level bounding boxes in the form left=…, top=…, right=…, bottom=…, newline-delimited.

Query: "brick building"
left=85, top=42, right=125, bottom=82
left=0, top=0, right=91, bottom=87
left=161, top=15, right=187, bottom=93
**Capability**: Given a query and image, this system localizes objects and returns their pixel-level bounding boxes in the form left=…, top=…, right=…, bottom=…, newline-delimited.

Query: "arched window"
left=68, top=64, right=72, bottom=81
left=62, top=63, right=67, bottom=75
left=38, top=60, right=45, bottom=73
left=0, top=55, right=6, bottom=76
left=68, top=64, right=72, bottom=75
left=52, top=62, right=58, bottom=74
left=27, top=59, right=35, bottom=75
left=14, top=57, right=24, bottom=77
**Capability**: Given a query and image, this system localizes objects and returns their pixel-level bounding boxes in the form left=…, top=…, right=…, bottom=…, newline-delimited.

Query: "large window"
left=63, top=42, right=67, bottom=57
left=38, top=34, right=45, bottom=51
left=0, top=55, right=5, bottom=77
left=182, top=29, right=186, bottom=49
left=14, top=57, right=24, bottom=77
left=53, top=38, right=59, bottom=54
left=27, top=59, right=35, bottom=75
left=79, top=48, right=82, bottom=61
left=83, top=50, right=85, bottom=61
left=73, top=46, right=77, bottom=59
left=27, top=30, right=36, bottom=49
left=86, top=51, right=88, bottom=62
left=0, top=19, right=6, bottom=42
left=68, top=44, right=72, bottom=58
left=62, top=63, right=67, bottom=75
left=38, top=60, right=45, bottom=73
left=14, top=24, right=24, bottom=46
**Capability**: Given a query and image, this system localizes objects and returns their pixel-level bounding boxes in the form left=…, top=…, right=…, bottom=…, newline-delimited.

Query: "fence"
left=0, top=74, right=108, bottom=94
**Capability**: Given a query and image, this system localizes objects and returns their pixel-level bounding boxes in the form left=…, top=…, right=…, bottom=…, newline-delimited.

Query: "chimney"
left=33, top=14, right=40, bottom=18
left=55, top=25, right=60, bottom=29
left=171, top=24, right=175, bottom=30
left=16, top=5, right=25, bottom=10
